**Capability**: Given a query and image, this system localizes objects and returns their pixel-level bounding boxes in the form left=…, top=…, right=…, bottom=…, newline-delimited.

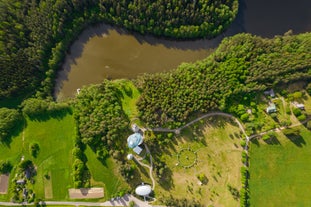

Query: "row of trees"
left=0, top=0, right=238, bottom=99
left=135, top=33, right=311, bottom=128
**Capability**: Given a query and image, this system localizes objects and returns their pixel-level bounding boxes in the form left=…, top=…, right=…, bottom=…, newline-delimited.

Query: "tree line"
left=135, top=32, right=311, bottom=128
left=0, top=0, right=238, bottom=99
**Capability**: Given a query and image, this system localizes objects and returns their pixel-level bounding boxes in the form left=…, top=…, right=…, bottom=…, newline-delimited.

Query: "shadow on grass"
left=250, top=138, right=260, bottom=146
left=27, top=108, right=72, bottom=121
left=286, top=134, right=306, bottom=147
left=263, top=136, right=281, bottom=145
left=157, top=167, right=174, bottom=191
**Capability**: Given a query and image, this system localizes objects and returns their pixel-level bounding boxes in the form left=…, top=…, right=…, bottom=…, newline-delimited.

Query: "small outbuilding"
left=127, top=154, right=134, bottom=160
left=266, top=103, right=277, bottom=113
left=16, top=179, right=25, bottom=185
left=264, top=89, right=275, bottom=98
left=294, top=103, right=305, bottom=110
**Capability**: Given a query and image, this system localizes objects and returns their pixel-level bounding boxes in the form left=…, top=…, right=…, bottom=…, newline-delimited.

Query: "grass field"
left=85, top=147, right=129, bottom=199
left=0, top=112, right=75, bottom=201
left=25, top=113, right=76, bottom=200
left=154, top=117, right=243, bottom=206
left=249, top=126, right=311, bottom=206
left=0, top=123, right=23, bottom=201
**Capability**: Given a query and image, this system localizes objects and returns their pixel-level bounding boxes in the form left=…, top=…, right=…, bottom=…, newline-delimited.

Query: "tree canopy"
left=0, top=0, right=238, bottom=99
left=136, top=33, right=311, bottom=128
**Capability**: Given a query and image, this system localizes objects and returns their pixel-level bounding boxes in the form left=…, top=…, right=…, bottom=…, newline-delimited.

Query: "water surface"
left=54, top=0, right=311, bottom=99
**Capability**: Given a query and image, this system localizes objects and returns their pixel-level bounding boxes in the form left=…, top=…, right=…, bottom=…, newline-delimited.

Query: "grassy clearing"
left=155, top=117, right=243, bottom=206
left=114, top=79, right=141, bottom=121
left=85, top=147, right=129, bottom=199
left=249, top=126, right=311, bottom=206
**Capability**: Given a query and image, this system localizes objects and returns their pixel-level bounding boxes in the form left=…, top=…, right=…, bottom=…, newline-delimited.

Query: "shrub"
left=297, top=114, right=306, bottom=121
left=196, top=173, right=208, bottom=184
left=280, top=120, right=291, bottom=127
left=293, top=108, right=302, bottom=117
left=240, top=113, right=249, bottom=122
left=262, top=134, right=270, bottom=141
left=270, top=113, right=277, bottom=119
left=241, top=151, right=247, bottom=164
left=307, top=120, right=311, bottom=130
left=0, top=107, right=22, bottom=142
left=292, top=91, right=302, bottom=99
left=0, top=160, right=13, bottom=174
left=240, top=140, right=246, bottom=148
left=22, top=98, right=49, bottom=116
left=129, top=201, right=135, bottom=207
left=29, top=143, right=40, bottom=158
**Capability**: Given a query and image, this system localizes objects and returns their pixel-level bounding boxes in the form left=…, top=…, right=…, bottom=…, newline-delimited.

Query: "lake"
left=54, top=0, right=311, bottom=99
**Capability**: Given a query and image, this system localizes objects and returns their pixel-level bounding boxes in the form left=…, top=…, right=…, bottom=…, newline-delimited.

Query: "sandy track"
left=69, top=187, right=104, bottom=199
left=0, top=174, right=9, bottom=194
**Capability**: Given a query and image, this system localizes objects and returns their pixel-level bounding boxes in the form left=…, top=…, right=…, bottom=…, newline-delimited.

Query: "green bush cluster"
left=72, top=158, right=90, bottom=188
left=0, top=160, right=13, bottom=174
left=29, top=143, right=40, bottom=158
left=0, top=107, right=22, bottom=142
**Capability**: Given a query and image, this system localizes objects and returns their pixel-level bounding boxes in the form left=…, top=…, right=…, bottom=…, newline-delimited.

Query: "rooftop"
left=135, top=184, right=152, bottom=196
left=127, top=133, right=143, bottom=149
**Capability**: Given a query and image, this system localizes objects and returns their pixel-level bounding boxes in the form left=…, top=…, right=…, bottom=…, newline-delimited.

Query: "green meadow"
left=249, top=126, right=311, bottom=206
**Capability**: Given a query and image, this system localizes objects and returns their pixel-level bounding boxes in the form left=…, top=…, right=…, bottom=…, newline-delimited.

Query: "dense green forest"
left=73, top=80, right=129, bottom=161
left=136, top=32, right=311, bottom=128
left=0, top=0, right=238, bottom=99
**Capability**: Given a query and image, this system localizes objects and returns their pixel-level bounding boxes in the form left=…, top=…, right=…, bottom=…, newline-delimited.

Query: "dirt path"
left=134, top=144, right=156, bottom=191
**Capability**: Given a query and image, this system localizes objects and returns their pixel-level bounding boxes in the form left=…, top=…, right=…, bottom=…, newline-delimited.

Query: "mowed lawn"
left=249, top=127, right=311, bottom=206
left=24, top=113, right=75, bottom=200
left=85, top=147, right=129, bottom=199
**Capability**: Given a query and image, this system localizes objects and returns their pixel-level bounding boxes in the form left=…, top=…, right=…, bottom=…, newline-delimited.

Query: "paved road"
left=0, top=194, right=153, bottom=207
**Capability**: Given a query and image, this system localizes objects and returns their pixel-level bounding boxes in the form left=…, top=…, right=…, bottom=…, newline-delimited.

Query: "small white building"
left=135, top=183, right=152, bottom=197
left=296, top=104, right=305, bottom=110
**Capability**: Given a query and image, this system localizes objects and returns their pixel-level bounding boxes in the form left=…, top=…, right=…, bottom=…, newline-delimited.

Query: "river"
left=54, top=0, right=311, bottom=100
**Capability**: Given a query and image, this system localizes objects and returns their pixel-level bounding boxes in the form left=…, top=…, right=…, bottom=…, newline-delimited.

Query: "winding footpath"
left=134, top=144, right=156, bottom=191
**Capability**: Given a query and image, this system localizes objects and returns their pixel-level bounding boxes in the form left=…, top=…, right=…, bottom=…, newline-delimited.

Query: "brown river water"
left=54, top=0, right=311, bottom=100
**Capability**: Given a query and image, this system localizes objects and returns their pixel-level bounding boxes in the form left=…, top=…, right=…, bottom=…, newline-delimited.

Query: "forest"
left=135, top=32, right=311, bottom=128
left=73, top=80, right=129, bottom=161
left=0, top=0, right=238, bottom=99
